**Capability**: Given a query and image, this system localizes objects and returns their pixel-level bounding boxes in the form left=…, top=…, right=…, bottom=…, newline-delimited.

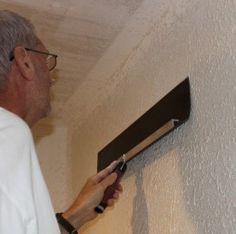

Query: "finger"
left=107, top=199, right=115, bottom=207
left=116, top=184, right=123, bottom=192
left=92, top=168, right=111, bottom=184
left=107, top=160, right=120, bottom=172
left=100, top=173, right=117, bottom=189
left=113, top=191, right=119, bottom=199
left=93, top=160, right=119, bottom=183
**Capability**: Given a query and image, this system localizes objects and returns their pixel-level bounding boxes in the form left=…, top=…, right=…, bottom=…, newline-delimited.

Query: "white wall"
left=66, top=0, right=236, bottom=233
left=33, top=119, right=73, bottom=212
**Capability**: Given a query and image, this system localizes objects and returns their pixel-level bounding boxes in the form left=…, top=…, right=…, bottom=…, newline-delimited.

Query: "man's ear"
left=13, top=46, right=35, bottom=81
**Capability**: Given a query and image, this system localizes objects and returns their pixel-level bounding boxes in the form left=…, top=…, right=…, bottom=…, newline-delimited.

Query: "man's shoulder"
left=0, top=107, right=36, bottom=193
left=0, top=107, right=32, bottom=141
left=0, top=107, right=34, bottom=174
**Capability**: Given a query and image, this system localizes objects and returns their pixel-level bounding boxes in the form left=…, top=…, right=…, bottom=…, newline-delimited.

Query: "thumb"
left=100, top=173, right=117, bottom=190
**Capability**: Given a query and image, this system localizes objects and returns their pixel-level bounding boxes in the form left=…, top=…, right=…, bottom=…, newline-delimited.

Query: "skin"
left=0, top=40, right=122, bottom=232
left=0, top=41, right=51, bottom=127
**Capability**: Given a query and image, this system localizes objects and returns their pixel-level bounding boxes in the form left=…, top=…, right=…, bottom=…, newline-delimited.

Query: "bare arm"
left=58, top=161, right=122, bottom=233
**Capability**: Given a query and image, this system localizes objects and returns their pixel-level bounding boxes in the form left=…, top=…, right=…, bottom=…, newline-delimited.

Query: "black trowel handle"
left=95, top=161, right=127, bottom=213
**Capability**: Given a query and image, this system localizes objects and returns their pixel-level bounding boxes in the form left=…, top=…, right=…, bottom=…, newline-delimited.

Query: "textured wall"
left=33, top=120, right=73, bottom=212
left=67, top=0, right=236, bottom=233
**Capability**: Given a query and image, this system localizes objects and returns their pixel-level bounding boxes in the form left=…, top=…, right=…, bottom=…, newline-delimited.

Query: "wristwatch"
left=56, top=213, right=78, bottom=234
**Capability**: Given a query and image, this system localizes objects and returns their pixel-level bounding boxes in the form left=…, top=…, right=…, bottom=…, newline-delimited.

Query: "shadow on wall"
left=131, top=169, right=149, bottom=234
left=32, top=117, right=55, bottom=144
left=127, top=122, right=193, bottom=234
left=127, top=133, right=181, bottom=234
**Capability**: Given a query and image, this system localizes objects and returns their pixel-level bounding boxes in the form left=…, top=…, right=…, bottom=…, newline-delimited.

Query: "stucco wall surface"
left=33, top=121, right=73, bottom=212
left=68, top=0, right=236, bottom=233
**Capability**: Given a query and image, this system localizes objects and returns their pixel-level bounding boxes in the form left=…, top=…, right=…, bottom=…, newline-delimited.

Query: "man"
left=0, top=10, right=122, bottom=233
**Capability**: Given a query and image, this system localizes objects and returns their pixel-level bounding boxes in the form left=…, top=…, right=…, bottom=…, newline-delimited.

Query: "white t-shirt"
left=0, top=107, right=60, bottom=234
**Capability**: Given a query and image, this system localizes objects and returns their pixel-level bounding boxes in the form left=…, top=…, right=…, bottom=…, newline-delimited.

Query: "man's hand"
left=61, top=161, right=123, bottom=230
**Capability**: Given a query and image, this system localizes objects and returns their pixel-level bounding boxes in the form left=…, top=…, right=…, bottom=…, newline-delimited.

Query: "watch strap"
left=56, top=213, right=78, bottom=234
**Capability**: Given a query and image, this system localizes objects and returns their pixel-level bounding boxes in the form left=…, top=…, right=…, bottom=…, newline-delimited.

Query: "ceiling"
left=0, top=0, right=143, bottom=118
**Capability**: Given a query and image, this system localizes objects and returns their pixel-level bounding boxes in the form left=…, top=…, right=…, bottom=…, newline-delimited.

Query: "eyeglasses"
left=9, top=48, right=58, bottom=71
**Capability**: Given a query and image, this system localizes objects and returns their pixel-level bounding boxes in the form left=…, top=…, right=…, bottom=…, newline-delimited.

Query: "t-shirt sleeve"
left=0, top=186, right=26, bottom=234
left=0, top=109, right=59, bottom=234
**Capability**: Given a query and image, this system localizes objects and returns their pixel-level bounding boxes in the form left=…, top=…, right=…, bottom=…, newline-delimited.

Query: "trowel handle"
left=95, top=162, right=127, bottom=213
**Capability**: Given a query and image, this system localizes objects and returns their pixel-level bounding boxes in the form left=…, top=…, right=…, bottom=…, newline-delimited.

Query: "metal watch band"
left=56, top=213, right=78, bottom=234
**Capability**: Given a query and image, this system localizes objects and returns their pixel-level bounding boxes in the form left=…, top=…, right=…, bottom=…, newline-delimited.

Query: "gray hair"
left=0, top=10, right=38, bottom=88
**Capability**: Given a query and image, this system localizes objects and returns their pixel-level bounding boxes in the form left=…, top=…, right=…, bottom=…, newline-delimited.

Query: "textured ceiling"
left=0, top=0, right=143, bottom=117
